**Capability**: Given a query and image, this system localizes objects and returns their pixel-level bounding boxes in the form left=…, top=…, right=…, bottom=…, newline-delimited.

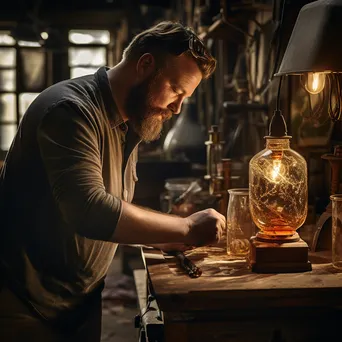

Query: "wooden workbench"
left=139, top=246, right=342, bottom=342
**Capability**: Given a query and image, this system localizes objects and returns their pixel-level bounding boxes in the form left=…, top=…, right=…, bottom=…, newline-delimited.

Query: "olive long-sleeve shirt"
left=0, top=67, right=140, bottom=325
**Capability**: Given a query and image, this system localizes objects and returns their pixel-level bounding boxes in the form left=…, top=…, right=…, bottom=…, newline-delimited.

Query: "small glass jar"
left=249, top=137, right=308, bottom=240
left=227, top=188, right=256, bottom=258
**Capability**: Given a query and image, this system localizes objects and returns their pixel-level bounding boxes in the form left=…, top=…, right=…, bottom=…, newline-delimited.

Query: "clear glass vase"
left=227, top=188, right=256, bottom=258
left=249, top=137, right=308, bottom=240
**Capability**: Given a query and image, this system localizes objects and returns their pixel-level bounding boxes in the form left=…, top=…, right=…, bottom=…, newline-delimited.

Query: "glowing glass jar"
left=249, top=137, right=308, bottom=240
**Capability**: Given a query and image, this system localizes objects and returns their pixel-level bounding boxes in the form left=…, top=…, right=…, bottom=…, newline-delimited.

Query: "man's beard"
left=125, top=72, right=172, bottom=142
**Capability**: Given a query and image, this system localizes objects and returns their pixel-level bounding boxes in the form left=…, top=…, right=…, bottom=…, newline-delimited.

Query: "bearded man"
left=0, top=21, right=225, bottom=341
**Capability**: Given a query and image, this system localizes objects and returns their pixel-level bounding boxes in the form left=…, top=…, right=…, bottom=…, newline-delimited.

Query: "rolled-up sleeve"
left=37, top=101, right=122, bottom=241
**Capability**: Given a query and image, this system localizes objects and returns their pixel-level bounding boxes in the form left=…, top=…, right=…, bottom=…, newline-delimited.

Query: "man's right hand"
left=184, top=208, right=226, bottom=247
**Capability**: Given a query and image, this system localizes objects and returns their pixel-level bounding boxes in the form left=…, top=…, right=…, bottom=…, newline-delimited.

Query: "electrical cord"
left=270, top=0, right=286, bottom=81
left=254, top=0, right=287, bottom=97
left=269, top=75, right=288, bottom=137
left=276, top=75, right=283, bottom=111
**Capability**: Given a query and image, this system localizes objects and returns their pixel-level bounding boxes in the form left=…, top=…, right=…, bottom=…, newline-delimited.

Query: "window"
left=0, top=29, right=111, bottom=152
left=68, top=30, right=110, bottom=79
left=0, top=30, right=46, bottom=151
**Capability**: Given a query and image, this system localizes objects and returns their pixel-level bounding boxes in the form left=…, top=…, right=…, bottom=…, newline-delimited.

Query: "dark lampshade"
left=276, top=0, right=342, bottom=76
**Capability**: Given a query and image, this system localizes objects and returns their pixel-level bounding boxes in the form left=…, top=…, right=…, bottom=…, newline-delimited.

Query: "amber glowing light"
left=249, top=137, right=308, bottom=240
left=304, top=72, right=325, bottom=94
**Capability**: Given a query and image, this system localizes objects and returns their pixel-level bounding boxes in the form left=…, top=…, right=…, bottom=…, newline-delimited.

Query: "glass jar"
left=227, top=188, right=256, bottom=258
left=249, top=137, right=308, bottom=240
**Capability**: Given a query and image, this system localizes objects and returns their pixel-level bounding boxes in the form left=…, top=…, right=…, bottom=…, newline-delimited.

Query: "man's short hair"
left=122, top=21, right=216, bottom=79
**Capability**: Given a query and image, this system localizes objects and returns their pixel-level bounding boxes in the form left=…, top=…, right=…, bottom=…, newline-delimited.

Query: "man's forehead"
left=163, top=54, right=202, bottom=84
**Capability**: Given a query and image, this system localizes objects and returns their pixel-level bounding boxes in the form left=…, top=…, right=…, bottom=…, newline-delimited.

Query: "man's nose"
left=169, top=99, right=183, bottom=115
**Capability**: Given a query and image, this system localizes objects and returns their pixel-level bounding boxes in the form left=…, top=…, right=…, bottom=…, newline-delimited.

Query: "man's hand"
left=184, top=208, right=225, bottom=247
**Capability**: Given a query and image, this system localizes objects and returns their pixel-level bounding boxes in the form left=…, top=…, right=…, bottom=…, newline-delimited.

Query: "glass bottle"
left=204, top=125, right=224, bottom=195
left=227, top=188, right=256, bottom=258
left=249, top=137, right=308, bottom=240
left=205, top=125, right=223, bottom=180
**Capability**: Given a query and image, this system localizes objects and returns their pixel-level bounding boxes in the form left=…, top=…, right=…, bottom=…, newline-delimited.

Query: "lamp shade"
left=276, top=0, right=342, bottom=76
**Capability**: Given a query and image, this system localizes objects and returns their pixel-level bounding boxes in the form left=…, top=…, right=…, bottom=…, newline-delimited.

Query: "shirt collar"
left=95, top=66, right=141, bottom=147
left=95, top=66, right=126, bottom=130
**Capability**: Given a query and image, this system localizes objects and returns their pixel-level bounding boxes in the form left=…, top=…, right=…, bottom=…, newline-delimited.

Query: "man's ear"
left=136, top=53, right=155, bottom=79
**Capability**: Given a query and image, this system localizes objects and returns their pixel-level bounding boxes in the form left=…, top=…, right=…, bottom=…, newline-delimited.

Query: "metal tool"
left=168, top=250, right=202, bottom=278
left=166, top=180, right=203, bottom=278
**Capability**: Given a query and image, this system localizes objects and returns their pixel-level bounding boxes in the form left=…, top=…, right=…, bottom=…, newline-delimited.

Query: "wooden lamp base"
left=249, top=236, right=312, bottom=273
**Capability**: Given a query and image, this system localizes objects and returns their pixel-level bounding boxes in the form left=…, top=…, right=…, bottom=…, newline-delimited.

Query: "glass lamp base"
left=256, top=231, right=300, bottom=243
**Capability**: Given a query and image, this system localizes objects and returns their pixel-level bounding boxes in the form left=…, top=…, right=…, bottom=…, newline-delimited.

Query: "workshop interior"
left=1, top=0, right=342, bottom=341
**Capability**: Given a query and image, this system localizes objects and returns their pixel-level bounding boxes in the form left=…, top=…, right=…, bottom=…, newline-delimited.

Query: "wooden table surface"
left=142, top=246, right=342, bottom=313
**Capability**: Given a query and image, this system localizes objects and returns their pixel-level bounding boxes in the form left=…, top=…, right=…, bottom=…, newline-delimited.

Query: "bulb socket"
left=268, top=110, right=288, bottom=137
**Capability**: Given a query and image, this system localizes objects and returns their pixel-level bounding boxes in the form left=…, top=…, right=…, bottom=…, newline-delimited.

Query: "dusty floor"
left=101, top=249, right=140, bottom=342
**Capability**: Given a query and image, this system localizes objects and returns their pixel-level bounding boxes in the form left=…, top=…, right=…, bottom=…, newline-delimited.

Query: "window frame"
left=68, top=29, right=111, bottom=79
left=0, top=28, right=48, bottom=152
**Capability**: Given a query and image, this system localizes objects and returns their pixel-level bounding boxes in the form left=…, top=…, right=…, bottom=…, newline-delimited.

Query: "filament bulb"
left=266, top=152, right=285, bottom=183
left=304, top=72, right=325, bottom=94
left=271, top=159, right=282, bottom=181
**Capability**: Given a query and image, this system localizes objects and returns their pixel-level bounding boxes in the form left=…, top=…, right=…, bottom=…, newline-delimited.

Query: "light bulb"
left=271, top=159, right=281, bottom=181
left=264, top=150, right=286, bottom=184
left=304, top=72, right=325, bottom=94
left=265, top=158, right=285, bottom=183
left=40, top=32, right=49, bottom=40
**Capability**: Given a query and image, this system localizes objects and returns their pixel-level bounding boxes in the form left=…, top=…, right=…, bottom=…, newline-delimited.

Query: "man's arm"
left=37, top=103, right=225, bottom=246
left=111, top=200, right=187, bottom=244
left=113, top=201, right=225, bottom=246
